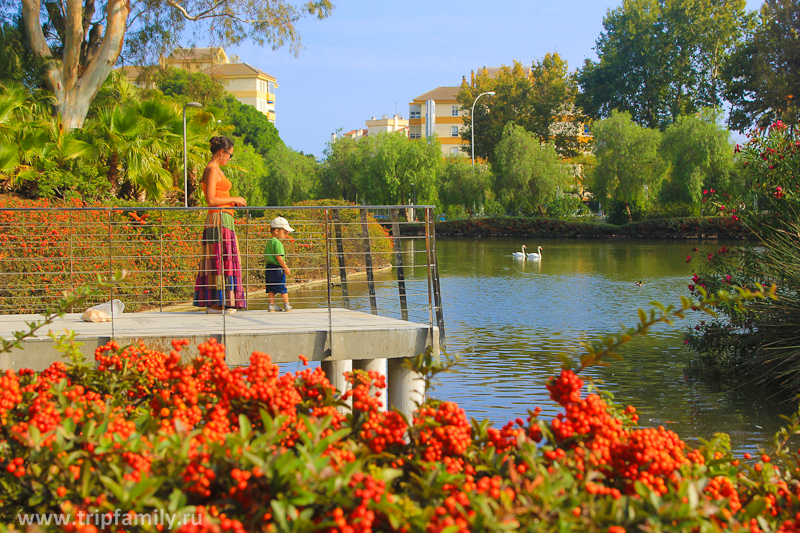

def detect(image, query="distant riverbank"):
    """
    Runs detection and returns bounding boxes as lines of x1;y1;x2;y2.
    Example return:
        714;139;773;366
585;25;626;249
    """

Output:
397;216;753;240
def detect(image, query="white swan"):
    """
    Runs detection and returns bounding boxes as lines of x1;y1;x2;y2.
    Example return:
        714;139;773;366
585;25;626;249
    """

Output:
527;246;543;260
512;245;527;258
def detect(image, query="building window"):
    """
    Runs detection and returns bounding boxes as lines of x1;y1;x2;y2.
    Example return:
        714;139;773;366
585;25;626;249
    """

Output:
451;126;459;137
410;133;421;139
451;105;459;117
451;147;459;155
410;110;421;119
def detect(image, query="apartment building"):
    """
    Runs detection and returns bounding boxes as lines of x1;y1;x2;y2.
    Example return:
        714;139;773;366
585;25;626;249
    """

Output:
203;61;277;123
366;114;409;137
119;47;278;123
408;87;468;157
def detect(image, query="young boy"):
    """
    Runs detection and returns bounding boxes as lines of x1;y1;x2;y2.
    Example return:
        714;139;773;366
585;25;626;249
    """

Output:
264;216;295;311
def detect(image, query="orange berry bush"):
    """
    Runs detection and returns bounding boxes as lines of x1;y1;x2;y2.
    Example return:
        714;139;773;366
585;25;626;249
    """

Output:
0;198;391;314
0;282;798;532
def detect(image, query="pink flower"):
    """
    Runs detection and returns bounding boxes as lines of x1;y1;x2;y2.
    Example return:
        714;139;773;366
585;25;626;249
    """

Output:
707;253;714;261
732;214;739;221
703;189;708;195
724;274;733;284
686;256;692;263
688;284;695;292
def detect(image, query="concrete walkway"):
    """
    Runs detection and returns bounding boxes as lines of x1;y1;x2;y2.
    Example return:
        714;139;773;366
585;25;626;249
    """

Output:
0;309;437;371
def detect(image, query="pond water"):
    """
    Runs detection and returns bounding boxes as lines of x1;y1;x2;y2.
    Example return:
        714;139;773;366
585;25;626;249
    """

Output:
262;236;796;455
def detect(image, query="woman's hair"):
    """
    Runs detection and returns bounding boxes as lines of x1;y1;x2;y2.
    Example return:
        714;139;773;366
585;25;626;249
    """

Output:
209;136;234;154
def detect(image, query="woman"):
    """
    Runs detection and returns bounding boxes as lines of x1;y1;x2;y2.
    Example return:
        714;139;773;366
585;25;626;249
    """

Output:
193;136;248;314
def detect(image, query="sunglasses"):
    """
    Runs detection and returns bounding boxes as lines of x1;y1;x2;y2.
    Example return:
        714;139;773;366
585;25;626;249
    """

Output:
223;149;234;160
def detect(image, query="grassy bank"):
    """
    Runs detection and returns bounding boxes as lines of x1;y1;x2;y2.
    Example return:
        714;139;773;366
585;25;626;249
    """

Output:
398;216;753;240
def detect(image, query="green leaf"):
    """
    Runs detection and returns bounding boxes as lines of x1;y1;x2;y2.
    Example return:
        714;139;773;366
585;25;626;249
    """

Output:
744;497;767;520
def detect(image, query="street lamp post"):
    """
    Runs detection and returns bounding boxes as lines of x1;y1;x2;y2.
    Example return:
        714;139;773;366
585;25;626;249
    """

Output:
471;91;495;167
183;102;202;208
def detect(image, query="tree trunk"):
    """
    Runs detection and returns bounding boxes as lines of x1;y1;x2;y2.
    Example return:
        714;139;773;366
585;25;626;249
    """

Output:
188;167;198;207
107;153;119;193
625;201;633;224
22;0;130;130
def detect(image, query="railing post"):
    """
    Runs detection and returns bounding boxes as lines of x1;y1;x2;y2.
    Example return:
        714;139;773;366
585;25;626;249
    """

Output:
69;215;74;313
332;209;350;309
244;212;249;309
219;211;227;346
325;208;332;355
430;213;445;347
423;208;434;333
323;209;351;409
108;209;114;338
390;208;408;321
359;208;377;315
159;232;164;312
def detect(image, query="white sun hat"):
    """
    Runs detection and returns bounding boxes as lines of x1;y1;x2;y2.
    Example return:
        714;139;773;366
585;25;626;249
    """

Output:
270;216;295;232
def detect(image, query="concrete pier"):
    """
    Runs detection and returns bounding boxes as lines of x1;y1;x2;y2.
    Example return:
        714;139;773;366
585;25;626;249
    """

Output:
0;309;437;419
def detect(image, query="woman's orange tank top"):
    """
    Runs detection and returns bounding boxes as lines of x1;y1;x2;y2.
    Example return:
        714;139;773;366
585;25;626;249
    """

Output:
209;171;234;215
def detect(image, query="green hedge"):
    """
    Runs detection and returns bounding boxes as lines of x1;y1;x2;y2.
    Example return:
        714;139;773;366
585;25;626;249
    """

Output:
398;217;754;240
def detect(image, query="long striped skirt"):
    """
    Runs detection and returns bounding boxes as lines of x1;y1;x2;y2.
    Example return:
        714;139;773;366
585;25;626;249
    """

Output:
193;211;247;309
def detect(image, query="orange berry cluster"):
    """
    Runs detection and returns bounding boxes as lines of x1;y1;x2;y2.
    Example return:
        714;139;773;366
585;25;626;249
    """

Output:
413;401;472;473
544;369;696;495
345;370;408;454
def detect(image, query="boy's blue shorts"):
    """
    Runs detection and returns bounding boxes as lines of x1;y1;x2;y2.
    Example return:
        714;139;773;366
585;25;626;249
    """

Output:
265;266;288;294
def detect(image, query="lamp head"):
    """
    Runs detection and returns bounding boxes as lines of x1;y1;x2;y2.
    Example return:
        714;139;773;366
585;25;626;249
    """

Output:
487;92;496;96
186;102;202;108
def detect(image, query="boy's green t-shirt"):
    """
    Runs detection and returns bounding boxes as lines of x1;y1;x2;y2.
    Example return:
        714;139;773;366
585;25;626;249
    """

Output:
264;237;285;265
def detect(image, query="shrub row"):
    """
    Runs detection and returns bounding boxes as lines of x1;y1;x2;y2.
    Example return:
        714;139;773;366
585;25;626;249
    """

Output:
0;198;392;313
397;216;753;240
0;330;799;532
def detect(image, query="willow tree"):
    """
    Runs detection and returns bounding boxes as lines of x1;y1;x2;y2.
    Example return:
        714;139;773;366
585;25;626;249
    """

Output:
9;0;332;129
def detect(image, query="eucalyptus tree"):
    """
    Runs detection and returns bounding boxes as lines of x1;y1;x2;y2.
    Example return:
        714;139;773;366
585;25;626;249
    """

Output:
7;0;333;129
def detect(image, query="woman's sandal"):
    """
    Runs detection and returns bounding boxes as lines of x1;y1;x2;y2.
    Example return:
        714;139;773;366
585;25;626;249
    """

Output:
206;307;223;314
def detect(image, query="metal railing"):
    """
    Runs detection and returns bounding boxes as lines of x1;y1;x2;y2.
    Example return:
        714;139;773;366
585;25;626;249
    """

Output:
0;204;445;344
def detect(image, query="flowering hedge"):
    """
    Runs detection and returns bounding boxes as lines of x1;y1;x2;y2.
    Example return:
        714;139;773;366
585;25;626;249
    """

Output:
2;286;800;532
401;216;753;240
0;198;391;313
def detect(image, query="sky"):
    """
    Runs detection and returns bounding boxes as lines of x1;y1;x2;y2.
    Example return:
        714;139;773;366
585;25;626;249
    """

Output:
227;0;764;159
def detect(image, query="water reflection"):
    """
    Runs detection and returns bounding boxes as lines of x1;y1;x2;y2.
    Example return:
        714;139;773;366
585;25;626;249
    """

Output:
262;236;795;454
431;237;794;454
